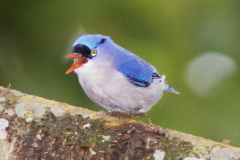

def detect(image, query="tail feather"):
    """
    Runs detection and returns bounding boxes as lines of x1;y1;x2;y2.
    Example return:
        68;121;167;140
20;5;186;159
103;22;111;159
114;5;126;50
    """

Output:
165;85;180;94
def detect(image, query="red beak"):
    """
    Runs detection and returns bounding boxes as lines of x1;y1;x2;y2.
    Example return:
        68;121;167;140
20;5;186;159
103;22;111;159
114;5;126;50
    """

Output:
65;53;88;74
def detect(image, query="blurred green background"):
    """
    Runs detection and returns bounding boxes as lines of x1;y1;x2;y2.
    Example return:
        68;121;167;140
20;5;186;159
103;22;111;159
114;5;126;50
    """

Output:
0;1;239;146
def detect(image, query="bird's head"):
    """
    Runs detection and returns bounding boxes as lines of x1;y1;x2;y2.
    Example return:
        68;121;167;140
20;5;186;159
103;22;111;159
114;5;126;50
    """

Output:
65;34;109;74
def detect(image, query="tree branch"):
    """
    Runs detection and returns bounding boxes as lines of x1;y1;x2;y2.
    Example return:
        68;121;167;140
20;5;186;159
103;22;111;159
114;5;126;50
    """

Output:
0;86;239;160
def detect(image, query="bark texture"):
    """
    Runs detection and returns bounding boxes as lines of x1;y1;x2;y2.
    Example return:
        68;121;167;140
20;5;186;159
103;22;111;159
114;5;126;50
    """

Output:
0;86;239;160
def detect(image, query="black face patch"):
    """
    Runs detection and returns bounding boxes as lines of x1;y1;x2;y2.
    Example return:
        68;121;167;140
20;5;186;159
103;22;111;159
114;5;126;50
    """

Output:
72;44;91;58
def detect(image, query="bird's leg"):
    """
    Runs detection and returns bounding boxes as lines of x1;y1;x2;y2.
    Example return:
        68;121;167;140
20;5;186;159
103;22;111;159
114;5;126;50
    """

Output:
132;113;148;118
128;107;152;124
131;113;152;125
105;111;118;117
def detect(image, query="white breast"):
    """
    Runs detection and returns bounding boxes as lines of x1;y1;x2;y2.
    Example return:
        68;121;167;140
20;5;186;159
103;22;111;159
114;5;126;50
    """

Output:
74;60;166;113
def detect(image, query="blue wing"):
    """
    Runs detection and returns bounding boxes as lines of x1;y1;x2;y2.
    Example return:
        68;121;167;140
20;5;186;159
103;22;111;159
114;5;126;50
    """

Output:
113;46;157;87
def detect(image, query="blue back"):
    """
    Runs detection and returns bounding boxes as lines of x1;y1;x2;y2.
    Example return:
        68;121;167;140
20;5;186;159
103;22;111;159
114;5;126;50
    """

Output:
110;42;157;87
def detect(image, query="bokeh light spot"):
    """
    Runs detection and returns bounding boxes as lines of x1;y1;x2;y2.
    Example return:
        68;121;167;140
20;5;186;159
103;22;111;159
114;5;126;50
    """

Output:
185;52;237;96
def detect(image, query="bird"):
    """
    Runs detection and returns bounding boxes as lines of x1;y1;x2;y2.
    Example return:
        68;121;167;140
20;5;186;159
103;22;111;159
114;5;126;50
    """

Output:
65;34;179;115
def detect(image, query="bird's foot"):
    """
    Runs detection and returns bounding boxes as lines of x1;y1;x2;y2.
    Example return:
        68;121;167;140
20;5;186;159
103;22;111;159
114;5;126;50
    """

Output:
105;111;132;118
105;111;152;124
132;113;152;125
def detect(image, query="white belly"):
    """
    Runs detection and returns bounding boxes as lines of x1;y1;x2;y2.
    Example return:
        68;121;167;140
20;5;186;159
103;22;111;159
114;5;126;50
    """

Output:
74;60;166;113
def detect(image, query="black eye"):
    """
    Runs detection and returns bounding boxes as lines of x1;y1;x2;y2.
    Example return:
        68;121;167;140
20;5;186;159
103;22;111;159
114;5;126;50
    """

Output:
90;49;97;57
152;72;160;78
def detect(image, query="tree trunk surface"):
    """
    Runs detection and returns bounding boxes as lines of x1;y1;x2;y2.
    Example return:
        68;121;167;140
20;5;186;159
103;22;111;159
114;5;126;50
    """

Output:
0;86;239;160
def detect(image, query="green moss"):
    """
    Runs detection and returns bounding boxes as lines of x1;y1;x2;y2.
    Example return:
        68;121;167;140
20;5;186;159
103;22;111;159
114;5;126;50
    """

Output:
160;137;195;159
6;111;108;159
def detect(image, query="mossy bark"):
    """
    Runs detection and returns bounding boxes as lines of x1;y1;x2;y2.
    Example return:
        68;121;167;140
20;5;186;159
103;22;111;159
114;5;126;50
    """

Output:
0;86;240;160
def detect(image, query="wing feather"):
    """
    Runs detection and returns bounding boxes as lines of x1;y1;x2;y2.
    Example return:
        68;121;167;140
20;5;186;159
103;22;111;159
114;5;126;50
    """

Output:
113;46;158;87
